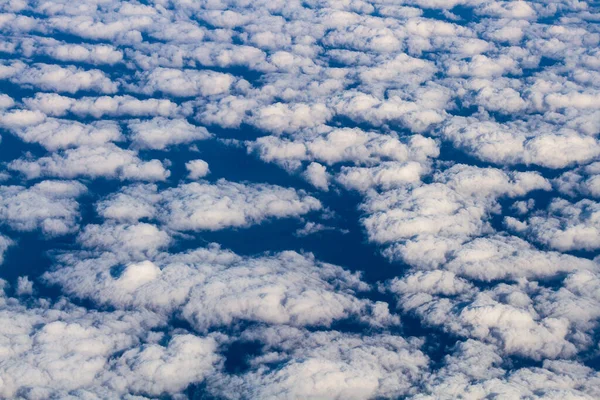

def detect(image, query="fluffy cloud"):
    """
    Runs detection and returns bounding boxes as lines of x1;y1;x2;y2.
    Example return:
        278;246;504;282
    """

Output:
554;162;600;198
362;164;551;267
127;117;212;150
2;1;600;398
1;117;123;150
439;116;600;169
45;246;396;332
9;144;170;181
513;199;600;251
0;288;222;399
416;339;600;399
23;93;181;119
303;162;330;191
248;127;439;171
154;180;322;231
209;326;429;400
0;234;13;265
6;63;118;94
186;159;210;180
132;68;236;97
0;180;85;236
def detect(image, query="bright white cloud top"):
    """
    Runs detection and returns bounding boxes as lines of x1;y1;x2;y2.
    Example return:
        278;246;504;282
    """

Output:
0;0;599;399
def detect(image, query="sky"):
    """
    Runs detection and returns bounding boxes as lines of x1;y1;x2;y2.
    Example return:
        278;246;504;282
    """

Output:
0;0;599;399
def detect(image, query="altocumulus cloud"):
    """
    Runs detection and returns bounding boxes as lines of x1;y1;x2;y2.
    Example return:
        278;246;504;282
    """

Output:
0;0;599;398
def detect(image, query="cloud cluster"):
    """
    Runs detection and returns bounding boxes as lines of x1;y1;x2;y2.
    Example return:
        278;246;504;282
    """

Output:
44;246;398;333
96;180;322;231
1;0;600;398
0;180;85;236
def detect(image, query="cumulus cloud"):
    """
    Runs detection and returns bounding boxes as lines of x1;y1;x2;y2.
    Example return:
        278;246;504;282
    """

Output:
45;246;396;332
0;288;222;399
1;117;123;150
154;180;322;231
9;144;170;181
6;63;118;94
439;116;600;169
23;93;181;119
2;0;600;398
0;234;13;265
209;326;428;400
186;159;210;179
132;68;236;97
127;117;212;150
0;180;85;236
248;127;439;171
513;198;600;251
362;164;551;267
303;162;330;191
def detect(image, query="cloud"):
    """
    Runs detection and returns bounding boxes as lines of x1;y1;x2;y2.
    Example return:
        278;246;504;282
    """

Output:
361;164;550;267
0;180;86;236
127;117;212;150
512;198;600;251
554;162;600;198
45;246;396;332
1;117;123;150
23;93;181;119
2;1;600;398
186;159;210;180
0;287;222;399
385;270;580;360
337;161;428;192
131;68;236;97
7;63;118;94
439;116;600;168
444;234;597;281
248;127;439;171
0;234;13;265
77;222;172;259
415;339;600;399
303;162;330;191
9;144;170;181
96;180;321;232
208;326;429;400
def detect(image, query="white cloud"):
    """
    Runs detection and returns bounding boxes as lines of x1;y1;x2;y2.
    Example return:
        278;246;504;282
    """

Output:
440;116;600;168
127;117;212;150
9;144;170;181
132;67;236;97
515;199;600;251
186;159;210;180
303;162;330;191
209;326;429;400
2;117;122;150
361;164;550;267
45;246;396;332
0;180;85;236
8;63;118;94
554;162;600;198
0;288;222;399
77;222;172;259
23;93;181;119
0;234;13;265
155;180;322;232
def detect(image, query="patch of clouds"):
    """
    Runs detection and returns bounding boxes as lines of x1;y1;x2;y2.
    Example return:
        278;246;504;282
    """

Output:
186;159;211;180
0;180;86;236
45;246;397;332
3;62;118;94
23;93;181;119
510;198;600;251
8;144;170;181
127;117;212;150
